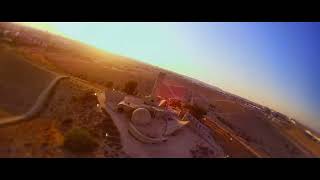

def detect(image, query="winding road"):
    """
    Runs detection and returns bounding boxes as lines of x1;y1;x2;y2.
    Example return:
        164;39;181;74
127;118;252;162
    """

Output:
0;75;69;127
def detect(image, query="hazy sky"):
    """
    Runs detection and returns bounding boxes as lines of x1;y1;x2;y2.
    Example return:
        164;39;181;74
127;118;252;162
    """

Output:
18;22;320;130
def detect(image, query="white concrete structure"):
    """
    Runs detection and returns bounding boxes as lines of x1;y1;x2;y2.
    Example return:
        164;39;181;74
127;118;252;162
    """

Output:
131;108;152;126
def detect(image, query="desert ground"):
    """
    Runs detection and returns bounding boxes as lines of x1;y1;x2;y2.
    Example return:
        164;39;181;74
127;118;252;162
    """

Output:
0;22;319;158
0;48;55;115
209;101;305;157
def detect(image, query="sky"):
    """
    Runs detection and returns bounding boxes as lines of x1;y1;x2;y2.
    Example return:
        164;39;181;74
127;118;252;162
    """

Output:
17;22;320;131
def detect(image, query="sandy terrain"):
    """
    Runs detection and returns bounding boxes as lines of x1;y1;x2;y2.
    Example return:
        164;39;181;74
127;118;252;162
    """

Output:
0;108;11;118
0;78;125;157
0;115;65;157
214;100;245;114
13;45;157;96
0;48;55;115
211;102;305;157
273;122;320;157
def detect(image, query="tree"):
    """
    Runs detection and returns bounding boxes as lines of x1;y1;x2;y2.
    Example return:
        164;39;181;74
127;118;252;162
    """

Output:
184;103;207;119
63;127;98;153
123;80;138;95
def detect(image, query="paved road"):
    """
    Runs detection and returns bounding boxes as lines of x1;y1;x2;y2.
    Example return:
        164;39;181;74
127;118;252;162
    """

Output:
269;122;315;158
0;75;69;127
202;118;269;158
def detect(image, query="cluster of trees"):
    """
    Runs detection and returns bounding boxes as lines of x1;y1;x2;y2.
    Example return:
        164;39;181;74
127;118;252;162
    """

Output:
63;127;98;153
184;103;207;119
101;79;138;96
123;80;138;95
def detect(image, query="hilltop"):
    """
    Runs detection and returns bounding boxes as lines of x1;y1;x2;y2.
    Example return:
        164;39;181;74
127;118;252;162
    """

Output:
0;22;319;158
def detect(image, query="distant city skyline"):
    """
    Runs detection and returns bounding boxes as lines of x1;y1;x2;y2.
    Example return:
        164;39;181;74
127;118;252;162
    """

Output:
17;22;320;131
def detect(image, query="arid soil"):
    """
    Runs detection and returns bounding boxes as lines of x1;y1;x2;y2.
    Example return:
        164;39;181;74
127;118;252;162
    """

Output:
0;78;124;157
0;109;11;118
210;101;306;157
0;48;55;115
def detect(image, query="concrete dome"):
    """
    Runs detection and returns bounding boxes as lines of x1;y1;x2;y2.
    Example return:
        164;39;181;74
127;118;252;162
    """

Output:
131;108;152;126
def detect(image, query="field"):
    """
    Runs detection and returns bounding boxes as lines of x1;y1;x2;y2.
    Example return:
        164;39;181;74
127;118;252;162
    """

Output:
0;78;124;157
210;100;306;157
0;47;55;115
14;45;157;96
0;109;11;118
274;122;320;157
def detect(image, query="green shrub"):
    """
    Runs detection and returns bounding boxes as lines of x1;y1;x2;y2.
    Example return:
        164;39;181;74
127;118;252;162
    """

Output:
184;103;207;119
63;127;98;153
